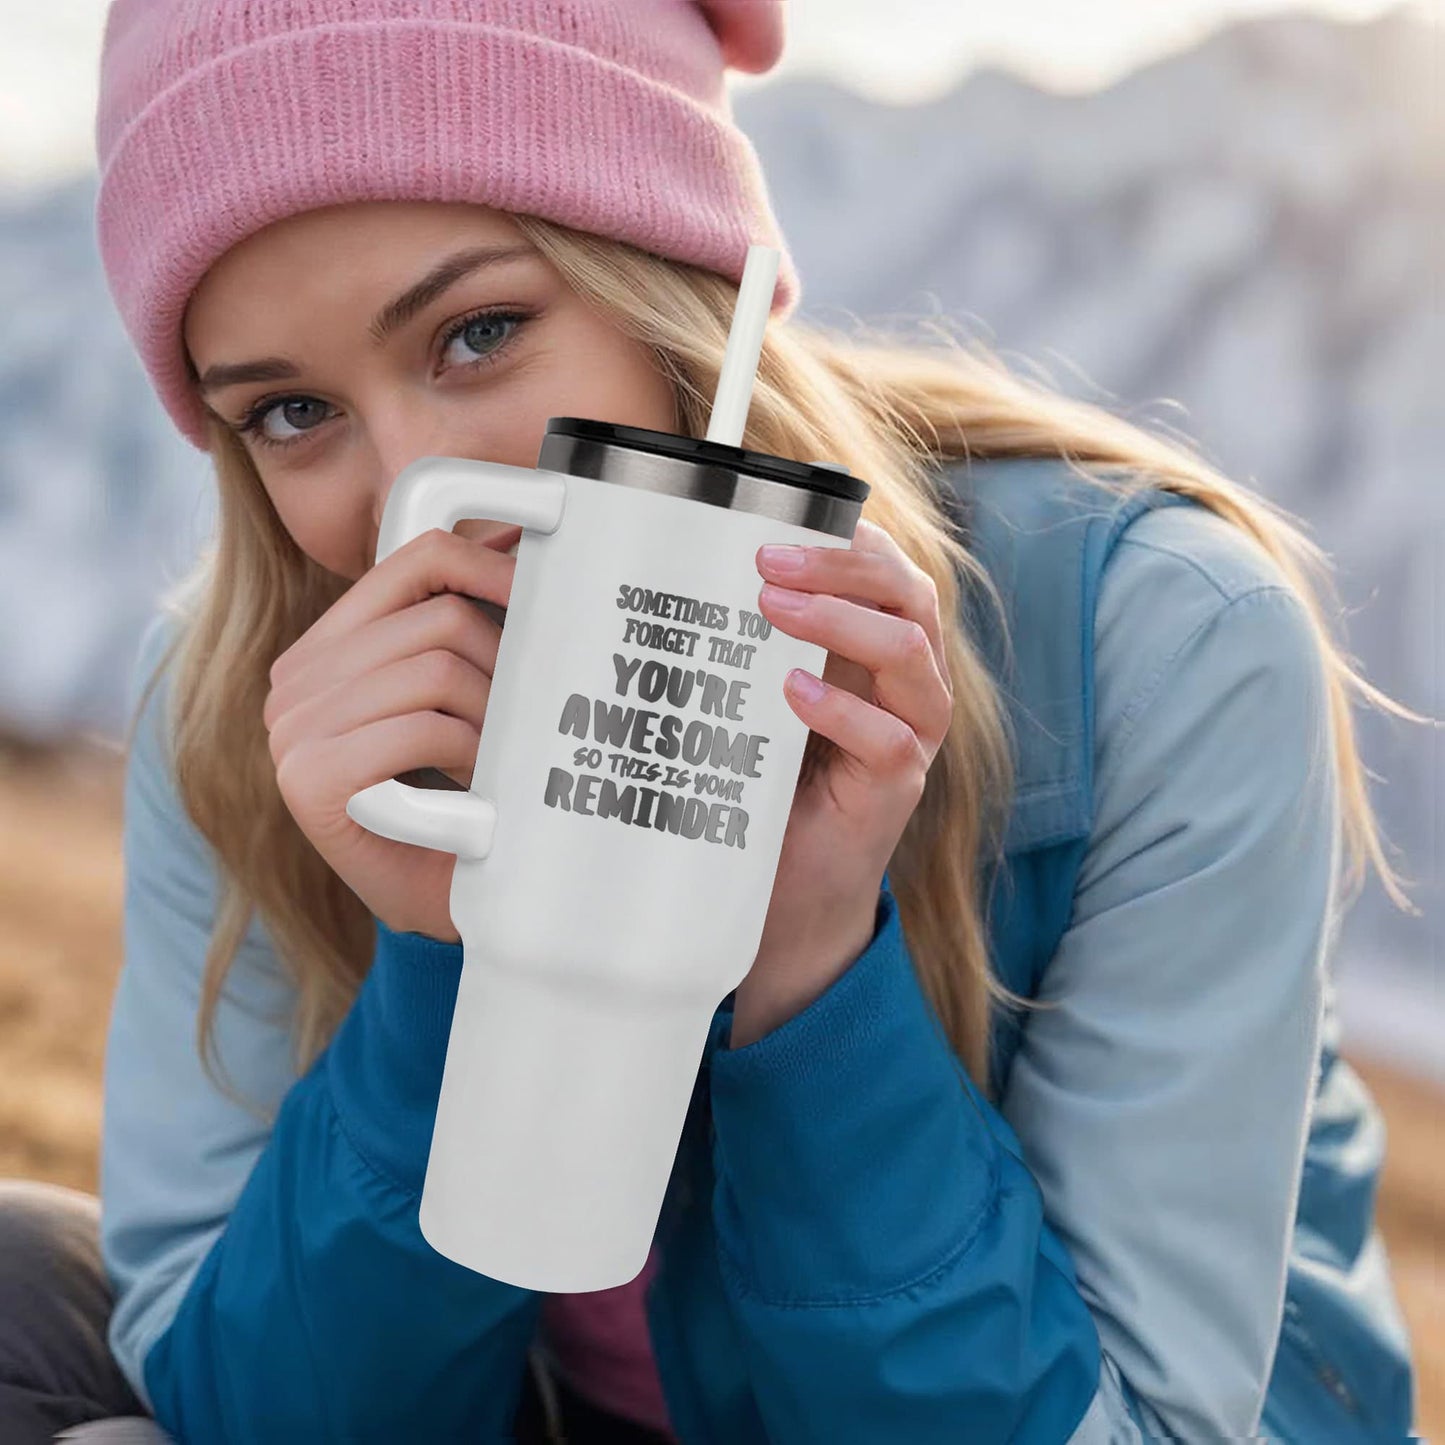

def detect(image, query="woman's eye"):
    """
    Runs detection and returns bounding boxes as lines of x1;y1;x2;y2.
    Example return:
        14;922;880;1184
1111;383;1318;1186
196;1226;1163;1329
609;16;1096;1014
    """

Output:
439;308;531;371
238;396;334;450
235;307;534;452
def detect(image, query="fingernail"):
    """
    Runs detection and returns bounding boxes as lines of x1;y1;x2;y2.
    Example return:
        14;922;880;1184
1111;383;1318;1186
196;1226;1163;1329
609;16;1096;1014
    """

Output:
761;582;808;610
788;669;825;701
759;544;806;571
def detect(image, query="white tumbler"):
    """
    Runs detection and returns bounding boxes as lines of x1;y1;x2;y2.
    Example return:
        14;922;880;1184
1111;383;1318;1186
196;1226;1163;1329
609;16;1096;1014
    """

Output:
345;418;868;1292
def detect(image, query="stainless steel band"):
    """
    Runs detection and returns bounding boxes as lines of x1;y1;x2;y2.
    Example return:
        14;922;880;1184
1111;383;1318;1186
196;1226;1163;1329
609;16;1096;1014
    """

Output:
536;433;864;539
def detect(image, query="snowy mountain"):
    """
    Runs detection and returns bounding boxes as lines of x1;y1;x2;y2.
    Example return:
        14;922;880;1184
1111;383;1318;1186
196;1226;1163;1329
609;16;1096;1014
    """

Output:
730;5;1443;1036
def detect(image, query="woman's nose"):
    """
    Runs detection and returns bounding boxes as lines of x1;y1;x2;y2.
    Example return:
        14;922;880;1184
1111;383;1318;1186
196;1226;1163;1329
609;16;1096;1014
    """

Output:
365;391;462;486
368;435;458;540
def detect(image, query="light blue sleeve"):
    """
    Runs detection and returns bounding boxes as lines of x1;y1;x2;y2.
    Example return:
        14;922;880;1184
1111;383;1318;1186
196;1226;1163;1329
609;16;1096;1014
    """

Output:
1002;504;1338;1441
101;610;542;1441
102;609;304;1408
706;502;1335;1443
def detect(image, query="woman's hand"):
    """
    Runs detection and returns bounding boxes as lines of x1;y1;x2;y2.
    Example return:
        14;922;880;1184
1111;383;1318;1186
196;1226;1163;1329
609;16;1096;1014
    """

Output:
731;517;955;1047
262;526;521;944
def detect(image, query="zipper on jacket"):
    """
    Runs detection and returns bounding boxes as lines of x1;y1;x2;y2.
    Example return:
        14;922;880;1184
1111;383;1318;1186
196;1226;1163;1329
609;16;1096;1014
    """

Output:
1280;1297;1361;1417
524;1344;567;1443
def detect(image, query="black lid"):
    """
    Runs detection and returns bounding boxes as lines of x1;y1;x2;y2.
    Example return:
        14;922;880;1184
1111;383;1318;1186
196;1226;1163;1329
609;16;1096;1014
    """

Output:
543;417;870;505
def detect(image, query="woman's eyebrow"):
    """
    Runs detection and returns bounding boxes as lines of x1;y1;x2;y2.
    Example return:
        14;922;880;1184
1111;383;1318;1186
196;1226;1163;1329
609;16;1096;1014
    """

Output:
196;242;542;396
367;243;540;343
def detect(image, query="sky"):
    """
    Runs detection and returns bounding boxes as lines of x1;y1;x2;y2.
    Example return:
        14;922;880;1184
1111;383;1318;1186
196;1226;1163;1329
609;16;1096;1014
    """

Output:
0;0;1432;192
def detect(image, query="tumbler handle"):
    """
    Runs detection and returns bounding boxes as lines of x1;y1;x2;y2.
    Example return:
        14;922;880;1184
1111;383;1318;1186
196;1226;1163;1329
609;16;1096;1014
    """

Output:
345;455;567;860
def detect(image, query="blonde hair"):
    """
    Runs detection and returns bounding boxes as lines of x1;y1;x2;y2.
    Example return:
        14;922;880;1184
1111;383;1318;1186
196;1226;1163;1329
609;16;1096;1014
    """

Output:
127;212;1428;1109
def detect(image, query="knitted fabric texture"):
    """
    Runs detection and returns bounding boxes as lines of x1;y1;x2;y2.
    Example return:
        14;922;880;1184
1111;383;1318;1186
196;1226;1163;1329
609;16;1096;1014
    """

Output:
94;0;799;451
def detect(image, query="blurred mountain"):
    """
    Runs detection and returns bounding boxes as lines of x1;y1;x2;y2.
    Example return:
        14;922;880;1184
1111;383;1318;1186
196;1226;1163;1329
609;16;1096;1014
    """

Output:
0;6;1438;1053
0;180;212;746
731;4;1442;1060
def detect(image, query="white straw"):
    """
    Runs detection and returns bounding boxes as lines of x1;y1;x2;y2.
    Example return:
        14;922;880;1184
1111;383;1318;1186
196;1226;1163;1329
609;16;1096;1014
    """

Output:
704;244;780;449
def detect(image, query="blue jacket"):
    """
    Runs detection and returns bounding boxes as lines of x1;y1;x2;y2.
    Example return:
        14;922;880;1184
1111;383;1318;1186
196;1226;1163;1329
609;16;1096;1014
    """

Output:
101;454;1417;1442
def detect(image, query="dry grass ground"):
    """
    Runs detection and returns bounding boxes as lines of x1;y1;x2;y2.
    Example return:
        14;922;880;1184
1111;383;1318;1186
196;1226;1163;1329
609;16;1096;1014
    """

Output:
1;736;1439;1433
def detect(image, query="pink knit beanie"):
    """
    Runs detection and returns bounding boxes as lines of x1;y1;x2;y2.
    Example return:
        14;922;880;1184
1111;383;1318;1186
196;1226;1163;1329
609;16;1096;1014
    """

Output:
93;0;800;452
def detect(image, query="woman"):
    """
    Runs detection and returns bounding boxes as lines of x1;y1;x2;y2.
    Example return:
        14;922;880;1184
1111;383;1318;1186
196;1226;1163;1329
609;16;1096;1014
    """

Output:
0;0;1423;1441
